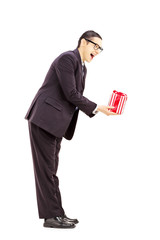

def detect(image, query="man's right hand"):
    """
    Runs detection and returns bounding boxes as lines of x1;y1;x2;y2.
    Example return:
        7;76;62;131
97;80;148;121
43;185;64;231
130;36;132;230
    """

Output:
97;105;118;116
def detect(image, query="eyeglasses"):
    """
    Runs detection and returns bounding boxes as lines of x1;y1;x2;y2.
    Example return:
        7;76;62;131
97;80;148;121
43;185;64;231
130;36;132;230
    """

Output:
84;38;103;52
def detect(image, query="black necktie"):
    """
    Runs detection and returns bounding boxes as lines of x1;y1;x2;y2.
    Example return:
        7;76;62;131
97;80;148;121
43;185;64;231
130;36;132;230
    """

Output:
82;64;85;78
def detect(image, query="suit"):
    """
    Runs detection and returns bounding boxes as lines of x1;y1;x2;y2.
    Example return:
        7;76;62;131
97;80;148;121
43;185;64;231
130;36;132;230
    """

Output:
25;48;97;219
25;48;96;140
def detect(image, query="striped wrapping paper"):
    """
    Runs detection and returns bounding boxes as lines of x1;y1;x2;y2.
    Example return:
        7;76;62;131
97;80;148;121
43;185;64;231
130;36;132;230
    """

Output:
108;90;128;114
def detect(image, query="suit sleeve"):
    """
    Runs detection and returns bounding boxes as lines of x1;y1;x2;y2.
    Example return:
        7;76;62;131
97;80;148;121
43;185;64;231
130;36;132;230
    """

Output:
55;54;97;117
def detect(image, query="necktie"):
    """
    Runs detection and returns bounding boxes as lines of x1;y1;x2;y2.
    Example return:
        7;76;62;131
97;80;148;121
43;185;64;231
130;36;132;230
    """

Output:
82;64;85;78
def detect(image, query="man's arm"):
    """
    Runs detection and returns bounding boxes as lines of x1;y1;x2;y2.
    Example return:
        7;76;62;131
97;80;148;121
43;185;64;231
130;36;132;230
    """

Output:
55;54;97;117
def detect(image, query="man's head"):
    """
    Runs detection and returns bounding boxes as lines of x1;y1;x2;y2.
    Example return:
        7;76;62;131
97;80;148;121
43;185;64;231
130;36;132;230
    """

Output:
77;30;103;63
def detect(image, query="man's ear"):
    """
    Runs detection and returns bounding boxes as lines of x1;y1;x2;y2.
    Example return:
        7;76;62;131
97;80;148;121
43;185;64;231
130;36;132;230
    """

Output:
80;38;86;47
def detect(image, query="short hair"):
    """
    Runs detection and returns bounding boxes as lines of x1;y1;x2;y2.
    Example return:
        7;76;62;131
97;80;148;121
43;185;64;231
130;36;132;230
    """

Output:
77;30;102;48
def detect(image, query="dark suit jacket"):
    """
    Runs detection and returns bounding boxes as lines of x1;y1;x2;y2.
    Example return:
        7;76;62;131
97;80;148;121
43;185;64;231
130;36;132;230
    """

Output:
25;48;97;140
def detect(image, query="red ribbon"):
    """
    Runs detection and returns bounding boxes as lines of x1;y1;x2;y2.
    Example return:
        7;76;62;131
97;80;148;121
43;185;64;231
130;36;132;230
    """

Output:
114;95;120;110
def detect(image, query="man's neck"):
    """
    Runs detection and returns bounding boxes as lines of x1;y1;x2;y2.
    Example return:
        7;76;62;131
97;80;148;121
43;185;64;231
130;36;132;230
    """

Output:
78;48;84;64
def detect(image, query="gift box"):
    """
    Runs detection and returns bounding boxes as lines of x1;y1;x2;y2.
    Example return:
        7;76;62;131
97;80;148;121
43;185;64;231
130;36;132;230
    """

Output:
108;90;127;114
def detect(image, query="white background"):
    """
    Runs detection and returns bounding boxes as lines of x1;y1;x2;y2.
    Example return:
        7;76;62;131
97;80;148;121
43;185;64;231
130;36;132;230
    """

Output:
0;0;160;239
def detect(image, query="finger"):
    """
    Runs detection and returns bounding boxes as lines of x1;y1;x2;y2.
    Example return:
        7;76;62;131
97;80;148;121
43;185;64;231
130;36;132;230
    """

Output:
107;106;115;109
109;111;118;115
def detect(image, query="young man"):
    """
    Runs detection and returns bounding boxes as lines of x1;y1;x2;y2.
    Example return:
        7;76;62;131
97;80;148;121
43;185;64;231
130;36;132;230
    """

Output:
25;30;116;229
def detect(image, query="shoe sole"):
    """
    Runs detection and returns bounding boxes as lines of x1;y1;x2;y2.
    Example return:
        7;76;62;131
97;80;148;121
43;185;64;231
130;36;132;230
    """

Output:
43;223;76;229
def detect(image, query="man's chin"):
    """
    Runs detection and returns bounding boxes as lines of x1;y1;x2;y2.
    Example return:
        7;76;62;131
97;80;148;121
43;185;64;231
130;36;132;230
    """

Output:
85;59;92;63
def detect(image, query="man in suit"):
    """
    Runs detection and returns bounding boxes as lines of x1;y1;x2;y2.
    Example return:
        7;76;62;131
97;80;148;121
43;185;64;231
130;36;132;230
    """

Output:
25;30;116;229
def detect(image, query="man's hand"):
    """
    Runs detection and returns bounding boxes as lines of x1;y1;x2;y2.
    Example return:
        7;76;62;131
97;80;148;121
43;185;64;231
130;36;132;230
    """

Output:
97;105;118;116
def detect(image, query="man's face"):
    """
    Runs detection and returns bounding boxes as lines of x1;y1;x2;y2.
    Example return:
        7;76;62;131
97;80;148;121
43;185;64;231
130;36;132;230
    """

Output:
83;37;103;63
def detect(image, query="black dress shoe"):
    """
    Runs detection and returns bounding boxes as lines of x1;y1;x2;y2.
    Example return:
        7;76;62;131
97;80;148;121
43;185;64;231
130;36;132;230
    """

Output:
61;214;79;224
43;217;76;229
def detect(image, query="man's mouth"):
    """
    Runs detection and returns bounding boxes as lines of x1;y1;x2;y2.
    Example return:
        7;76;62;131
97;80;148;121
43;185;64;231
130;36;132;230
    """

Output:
90;53;95;59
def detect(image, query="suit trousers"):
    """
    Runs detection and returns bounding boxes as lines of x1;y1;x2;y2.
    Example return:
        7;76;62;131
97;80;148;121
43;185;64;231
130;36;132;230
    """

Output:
28;122;65;219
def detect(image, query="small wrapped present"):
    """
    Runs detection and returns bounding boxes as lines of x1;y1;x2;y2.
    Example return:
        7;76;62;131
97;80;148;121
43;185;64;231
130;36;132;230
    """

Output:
108;90;128;114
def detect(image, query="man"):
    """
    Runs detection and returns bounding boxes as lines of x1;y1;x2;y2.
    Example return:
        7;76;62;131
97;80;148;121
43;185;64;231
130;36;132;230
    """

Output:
25;30;116;229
